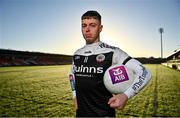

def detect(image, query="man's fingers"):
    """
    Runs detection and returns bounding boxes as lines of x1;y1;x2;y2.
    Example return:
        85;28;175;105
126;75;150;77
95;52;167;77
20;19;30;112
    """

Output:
108;96;120;108
109;101;118;108
108;94;128;109
108;96;116;104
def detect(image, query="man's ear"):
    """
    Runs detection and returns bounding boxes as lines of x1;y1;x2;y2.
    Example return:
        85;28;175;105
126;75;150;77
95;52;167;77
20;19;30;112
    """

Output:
100;25;103;32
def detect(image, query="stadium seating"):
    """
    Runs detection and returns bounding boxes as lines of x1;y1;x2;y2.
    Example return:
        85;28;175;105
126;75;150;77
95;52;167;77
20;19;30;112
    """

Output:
0;49;72;66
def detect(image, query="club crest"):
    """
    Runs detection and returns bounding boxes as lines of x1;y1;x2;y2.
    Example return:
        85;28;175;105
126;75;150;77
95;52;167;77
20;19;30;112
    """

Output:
96;54;105;63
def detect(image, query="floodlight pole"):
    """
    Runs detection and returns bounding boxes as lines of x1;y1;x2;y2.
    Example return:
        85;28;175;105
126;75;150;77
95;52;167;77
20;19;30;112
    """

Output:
159;28;164;59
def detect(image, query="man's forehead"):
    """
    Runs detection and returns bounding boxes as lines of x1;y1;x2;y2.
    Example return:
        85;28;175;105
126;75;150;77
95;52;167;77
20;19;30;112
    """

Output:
82;18;100;24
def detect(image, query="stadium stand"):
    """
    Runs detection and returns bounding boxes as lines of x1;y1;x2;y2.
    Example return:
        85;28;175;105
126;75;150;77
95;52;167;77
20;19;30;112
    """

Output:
162;49;180;70
135;57;166;64
0;49;168;67
0;49;72;66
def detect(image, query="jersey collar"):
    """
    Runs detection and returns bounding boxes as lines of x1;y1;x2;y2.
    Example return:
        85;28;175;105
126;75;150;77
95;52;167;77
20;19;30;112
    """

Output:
86;41;103;47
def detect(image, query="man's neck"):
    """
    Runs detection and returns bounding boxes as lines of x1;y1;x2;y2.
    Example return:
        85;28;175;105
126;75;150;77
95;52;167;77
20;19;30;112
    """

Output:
86;38;100;45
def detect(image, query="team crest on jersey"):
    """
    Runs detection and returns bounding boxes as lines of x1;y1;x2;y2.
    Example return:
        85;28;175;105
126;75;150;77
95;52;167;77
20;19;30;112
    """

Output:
96;54;105;63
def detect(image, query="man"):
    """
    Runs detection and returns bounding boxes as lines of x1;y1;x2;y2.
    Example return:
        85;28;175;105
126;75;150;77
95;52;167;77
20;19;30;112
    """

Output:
69;10;151;117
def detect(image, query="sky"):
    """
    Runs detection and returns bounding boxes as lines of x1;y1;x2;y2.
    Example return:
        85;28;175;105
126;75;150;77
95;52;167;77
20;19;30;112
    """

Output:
0;0;180;58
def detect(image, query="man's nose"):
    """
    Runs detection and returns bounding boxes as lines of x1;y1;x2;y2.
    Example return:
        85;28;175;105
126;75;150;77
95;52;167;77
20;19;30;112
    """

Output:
86;26;90;32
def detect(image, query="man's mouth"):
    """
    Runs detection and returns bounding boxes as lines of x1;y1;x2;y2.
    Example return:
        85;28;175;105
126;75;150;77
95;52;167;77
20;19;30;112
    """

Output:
85;34;92;38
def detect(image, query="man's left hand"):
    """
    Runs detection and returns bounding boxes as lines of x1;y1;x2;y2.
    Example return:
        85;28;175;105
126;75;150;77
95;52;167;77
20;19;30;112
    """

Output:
108;93;128;110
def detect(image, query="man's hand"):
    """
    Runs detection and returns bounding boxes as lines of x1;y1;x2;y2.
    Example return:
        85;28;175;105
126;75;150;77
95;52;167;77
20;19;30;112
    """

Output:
108;93;128;110
73;97;78;110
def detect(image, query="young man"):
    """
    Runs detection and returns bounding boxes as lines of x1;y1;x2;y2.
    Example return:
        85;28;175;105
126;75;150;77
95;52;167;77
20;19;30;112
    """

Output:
69;10;151;117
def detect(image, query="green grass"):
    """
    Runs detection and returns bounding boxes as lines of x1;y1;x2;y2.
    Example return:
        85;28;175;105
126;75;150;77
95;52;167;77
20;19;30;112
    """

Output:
0;65;74;117
116;65;180;117
0;65;180;117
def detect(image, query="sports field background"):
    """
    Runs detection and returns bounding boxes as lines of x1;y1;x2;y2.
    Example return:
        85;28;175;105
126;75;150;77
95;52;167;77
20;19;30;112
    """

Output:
0;65;180;117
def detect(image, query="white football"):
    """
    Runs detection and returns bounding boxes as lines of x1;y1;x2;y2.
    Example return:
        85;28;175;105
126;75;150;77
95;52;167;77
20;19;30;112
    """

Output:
103;64;136;94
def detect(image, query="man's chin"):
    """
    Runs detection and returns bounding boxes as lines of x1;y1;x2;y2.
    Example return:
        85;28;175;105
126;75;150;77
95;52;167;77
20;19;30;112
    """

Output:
85;38;99;44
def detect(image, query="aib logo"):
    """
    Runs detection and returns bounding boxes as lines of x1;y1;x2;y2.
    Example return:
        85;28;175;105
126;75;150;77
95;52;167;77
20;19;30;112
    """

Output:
109;66;129;84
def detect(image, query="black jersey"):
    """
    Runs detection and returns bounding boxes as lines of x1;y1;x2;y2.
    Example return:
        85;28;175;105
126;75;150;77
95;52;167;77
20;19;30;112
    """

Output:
69;41;152;117
70;41;129;117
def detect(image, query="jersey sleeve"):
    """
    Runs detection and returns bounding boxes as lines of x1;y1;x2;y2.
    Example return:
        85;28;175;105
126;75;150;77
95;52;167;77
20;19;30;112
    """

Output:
69;61;76;98
112;47;129;65
123;59;152;99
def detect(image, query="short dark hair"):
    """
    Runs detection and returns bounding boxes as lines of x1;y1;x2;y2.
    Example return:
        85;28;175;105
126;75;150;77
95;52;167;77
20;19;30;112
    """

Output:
81;10;101;22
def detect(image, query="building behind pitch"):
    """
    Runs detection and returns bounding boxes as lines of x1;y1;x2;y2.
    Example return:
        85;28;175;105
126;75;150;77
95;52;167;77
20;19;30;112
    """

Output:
162;49;180;70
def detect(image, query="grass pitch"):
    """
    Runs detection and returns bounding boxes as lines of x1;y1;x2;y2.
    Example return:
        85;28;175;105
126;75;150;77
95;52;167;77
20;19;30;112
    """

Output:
0;65;180;117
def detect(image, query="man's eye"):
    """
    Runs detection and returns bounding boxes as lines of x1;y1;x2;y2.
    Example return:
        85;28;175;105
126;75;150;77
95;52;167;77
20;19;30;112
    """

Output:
82;24;86;27
90;24;96;27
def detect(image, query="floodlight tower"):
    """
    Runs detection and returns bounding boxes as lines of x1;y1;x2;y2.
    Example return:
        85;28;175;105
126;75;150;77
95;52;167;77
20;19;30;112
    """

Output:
159;28;164;59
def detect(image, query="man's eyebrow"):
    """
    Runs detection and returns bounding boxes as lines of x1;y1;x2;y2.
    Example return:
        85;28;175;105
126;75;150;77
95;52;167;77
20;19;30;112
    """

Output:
89;23;97;25
82;23;86;25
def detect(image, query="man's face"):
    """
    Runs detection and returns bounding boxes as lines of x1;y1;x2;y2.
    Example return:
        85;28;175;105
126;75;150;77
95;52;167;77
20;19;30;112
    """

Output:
81;18;103;44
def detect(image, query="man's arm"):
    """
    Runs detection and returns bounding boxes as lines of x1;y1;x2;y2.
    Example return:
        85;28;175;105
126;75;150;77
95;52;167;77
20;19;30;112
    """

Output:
69;63;77;110
123;58;152;99
108;58;152;109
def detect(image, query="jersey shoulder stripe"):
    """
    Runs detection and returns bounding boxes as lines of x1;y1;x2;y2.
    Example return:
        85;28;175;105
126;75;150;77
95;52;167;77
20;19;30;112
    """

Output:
98;42;117;50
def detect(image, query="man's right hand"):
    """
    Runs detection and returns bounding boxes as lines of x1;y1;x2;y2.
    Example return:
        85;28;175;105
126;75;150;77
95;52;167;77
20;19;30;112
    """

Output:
73;97;78;110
